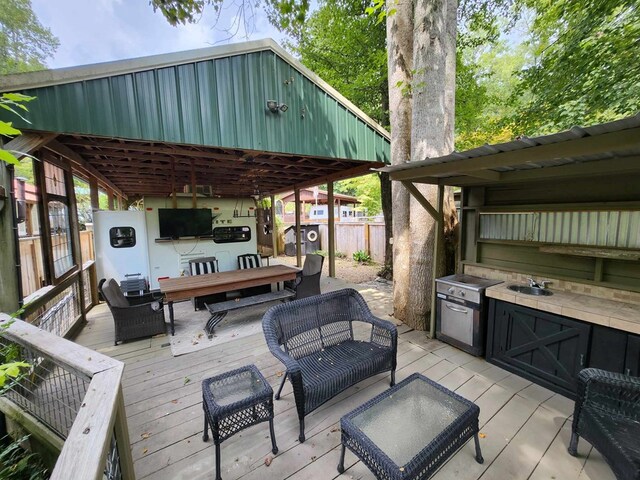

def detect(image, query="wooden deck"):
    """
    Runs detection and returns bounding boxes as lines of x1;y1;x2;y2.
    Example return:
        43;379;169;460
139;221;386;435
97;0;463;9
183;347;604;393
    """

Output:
76;283;616;480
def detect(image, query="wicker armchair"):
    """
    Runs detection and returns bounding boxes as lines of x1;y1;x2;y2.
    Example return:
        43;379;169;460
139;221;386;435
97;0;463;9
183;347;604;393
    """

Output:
262;288;397;442
284;253;324;299
101;279;166;345
568;368;640;480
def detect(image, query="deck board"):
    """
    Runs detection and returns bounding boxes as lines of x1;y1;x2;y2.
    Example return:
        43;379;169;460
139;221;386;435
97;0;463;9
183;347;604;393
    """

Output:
74;286;614;480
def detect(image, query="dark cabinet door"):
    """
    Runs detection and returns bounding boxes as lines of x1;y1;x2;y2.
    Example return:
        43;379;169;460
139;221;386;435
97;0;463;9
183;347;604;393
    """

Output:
625;335;640;377
489;300;590;397
589;325;627;373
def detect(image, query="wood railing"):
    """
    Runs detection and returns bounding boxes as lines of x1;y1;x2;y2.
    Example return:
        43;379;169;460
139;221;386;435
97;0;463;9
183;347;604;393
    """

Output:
22;260;98;339
0;316;134;480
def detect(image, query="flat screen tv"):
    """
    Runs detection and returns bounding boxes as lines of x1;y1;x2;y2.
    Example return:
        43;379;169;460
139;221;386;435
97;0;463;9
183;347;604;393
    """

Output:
158;208;212;239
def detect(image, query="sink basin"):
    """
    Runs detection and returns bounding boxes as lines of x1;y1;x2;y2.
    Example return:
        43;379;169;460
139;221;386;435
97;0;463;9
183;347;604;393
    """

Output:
507;285;553;296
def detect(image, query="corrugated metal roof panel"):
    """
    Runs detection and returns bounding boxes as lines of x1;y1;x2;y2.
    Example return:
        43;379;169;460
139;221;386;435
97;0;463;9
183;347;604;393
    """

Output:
0;41;389;164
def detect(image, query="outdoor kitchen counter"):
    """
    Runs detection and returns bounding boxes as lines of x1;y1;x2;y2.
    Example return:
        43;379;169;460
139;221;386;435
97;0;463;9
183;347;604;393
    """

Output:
485;283;640;335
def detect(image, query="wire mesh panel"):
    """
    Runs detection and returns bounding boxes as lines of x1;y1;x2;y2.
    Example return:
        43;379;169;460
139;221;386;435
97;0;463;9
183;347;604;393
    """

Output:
0;337;89;438
83;266;92;308
24;282;81;337
104;429;123;480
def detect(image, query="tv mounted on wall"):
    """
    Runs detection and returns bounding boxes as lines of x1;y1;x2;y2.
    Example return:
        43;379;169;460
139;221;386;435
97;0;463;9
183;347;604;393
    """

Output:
158;208;212;239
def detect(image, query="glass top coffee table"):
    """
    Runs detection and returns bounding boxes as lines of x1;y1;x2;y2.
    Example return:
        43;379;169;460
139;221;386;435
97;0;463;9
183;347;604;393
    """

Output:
338;372;483;480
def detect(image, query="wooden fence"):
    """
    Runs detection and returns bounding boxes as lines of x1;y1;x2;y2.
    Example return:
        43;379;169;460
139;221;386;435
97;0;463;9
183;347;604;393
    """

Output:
317;222;386;263
20;230;94;298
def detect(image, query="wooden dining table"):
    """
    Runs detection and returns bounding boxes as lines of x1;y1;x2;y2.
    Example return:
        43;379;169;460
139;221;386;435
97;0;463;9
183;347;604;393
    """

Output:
159;264;300;335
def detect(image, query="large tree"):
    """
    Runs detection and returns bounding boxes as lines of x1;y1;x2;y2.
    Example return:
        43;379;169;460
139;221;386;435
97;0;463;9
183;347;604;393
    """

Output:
514;0;639;133
0;0;58;74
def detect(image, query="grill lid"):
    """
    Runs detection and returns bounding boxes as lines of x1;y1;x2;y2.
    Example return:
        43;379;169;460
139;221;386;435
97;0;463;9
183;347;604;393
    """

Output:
436;274;502;292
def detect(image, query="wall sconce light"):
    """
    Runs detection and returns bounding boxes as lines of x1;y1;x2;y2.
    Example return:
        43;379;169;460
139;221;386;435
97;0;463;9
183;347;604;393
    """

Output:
266;100;288;113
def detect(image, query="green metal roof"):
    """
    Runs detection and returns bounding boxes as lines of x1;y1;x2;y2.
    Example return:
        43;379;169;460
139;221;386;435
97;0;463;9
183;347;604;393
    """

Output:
0;39;389;164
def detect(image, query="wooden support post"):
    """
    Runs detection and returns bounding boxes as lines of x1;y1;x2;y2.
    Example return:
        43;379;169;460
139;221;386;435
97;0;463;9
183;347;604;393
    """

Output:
328;183;336;278
429;185;444;339
114;386;135;480
107;190;114;211
365;223;371;254
64;159;87;322
190;160;197;208
171;159;177;209
294;188;302;267
270;195;278;257
89;177;99;211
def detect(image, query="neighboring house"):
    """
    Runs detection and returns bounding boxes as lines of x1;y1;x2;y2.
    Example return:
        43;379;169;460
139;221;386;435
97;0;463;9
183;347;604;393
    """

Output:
278;188;361;223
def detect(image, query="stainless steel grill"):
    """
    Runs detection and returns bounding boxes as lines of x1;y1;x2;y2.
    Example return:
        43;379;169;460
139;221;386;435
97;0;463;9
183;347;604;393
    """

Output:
435;274;502;356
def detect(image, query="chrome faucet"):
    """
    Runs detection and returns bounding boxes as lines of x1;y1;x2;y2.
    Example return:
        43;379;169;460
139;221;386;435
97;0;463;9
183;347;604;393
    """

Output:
527;277;552;289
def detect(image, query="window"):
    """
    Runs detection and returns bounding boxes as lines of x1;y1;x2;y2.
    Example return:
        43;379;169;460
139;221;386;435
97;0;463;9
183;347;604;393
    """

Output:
109;227;136;248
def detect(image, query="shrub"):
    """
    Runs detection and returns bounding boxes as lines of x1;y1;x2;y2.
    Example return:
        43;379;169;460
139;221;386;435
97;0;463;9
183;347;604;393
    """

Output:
0;435;48;480
353;250;372;264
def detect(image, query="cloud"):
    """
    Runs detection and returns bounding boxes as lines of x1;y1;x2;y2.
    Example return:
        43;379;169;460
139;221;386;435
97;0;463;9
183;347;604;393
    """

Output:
31;0;290;69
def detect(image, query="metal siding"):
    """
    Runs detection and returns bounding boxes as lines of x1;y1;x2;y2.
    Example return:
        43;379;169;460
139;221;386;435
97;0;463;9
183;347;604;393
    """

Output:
195;61;220;146
156;67;182;142
134;70;162;140
480;210;640;248
111;75;141;139
1;49;389;162
176;64;203;145
215;57;238;148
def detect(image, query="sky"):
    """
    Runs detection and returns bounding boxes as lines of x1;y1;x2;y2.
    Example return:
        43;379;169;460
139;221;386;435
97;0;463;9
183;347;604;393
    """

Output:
32;0;290;69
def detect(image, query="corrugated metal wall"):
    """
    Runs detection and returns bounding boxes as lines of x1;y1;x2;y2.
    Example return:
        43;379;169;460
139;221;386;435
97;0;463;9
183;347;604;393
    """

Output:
479;211;640;249
10;51;389;163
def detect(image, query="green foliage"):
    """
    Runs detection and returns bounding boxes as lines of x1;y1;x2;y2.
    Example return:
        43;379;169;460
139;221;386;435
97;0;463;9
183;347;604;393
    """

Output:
0;93;36;165
289;0;388;127
312;250;327;257
335;174;382;216
0;435;48;480
0;0;59;75
352;250;371;264
335;251;346;259
514;0;640;133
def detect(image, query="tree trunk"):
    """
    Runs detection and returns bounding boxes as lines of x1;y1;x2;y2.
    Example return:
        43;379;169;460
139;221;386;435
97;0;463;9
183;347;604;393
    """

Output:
379;172;393;279
405;0;455;330
387;0;414;324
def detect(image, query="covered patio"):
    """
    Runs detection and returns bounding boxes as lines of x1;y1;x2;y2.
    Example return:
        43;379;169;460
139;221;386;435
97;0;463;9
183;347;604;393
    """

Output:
75;273;613;480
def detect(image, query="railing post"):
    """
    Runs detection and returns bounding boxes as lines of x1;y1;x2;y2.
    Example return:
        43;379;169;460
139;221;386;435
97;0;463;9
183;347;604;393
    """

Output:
115;386;135;480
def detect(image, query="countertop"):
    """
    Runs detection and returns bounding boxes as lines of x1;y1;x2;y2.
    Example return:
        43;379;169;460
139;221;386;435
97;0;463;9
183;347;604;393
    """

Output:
485;283;640;335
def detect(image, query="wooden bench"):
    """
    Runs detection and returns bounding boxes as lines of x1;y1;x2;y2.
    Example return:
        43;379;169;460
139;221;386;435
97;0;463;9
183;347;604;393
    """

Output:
204;289;295;337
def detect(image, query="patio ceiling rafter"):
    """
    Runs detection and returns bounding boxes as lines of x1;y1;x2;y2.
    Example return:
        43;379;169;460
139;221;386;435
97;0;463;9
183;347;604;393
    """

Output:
40;133;382;200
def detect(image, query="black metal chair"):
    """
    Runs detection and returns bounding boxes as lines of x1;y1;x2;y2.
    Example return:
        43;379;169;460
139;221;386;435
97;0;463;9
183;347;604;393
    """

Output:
188;256;226;310
262;288;397;442
237;253;271;297
284;253;324;299
568;368;640;480
101;279;166;345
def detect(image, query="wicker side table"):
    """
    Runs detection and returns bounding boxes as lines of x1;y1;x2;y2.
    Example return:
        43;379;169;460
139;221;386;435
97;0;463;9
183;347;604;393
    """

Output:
202;365;278;480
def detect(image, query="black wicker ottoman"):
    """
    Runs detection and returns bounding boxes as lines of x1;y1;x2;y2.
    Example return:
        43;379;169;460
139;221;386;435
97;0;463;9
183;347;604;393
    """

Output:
202;365;278;480
338;372;483;480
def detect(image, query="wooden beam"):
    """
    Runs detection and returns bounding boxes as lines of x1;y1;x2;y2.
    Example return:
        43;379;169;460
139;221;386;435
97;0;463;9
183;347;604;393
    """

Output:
270;195;278;257
170;158;177;209
1;132;57;155
273;163;382;195
45;140;126;198
429;185;444;339
190;159;197;208
89;177;99;210
295;188;302;267
387;127;640;182
328;182;335;278
402;181;438;219
107;190;114;211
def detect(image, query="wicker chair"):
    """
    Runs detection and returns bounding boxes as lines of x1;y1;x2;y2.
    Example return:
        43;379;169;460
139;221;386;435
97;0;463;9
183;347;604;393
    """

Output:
568;368;640;480
101;279;166;345
262;288;397;442
284;253;324;299
237;253;271;297
189;256;226;310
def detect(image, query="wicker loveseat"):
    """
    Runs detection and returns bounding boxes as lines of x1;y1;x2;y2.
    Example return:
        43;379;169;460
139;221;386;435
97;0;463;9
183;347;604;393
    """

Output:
568;368;640;480
262;288;397;442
